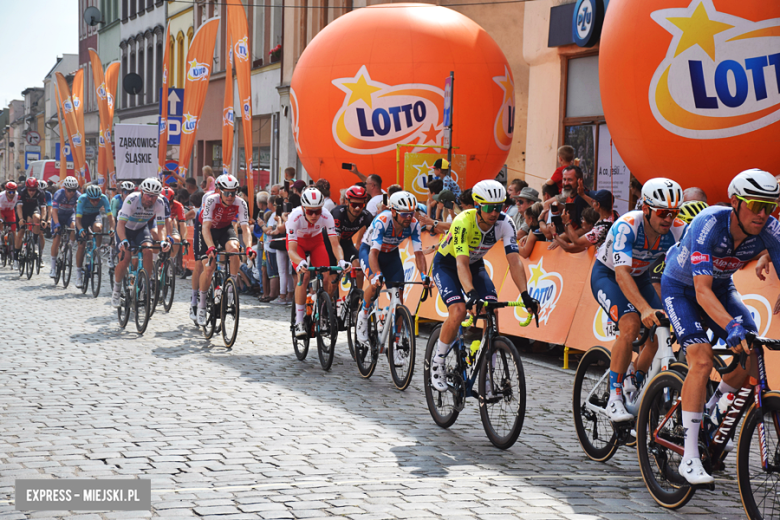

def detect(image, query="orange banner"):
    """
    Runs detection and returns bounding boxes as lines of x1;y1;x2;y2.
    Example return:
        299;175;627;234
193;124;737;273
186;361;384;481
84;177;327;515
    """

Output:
226;0;253;195
55;72;86;186
106;62;119;121
55;88;68;183
88;49;116;193
222;43;234;175
72;69;87;181
159;22;172;175
176;17;220;183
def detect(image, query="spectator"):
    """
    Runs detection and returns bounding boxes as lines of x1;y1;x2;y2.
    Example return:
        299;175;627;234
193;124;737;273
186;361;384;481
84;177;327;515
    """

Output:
505;178;529;218
387;184;402;196
458;189;475;210
554;190;616;253
541;183;559;201
518;202;546;258
580;207;599;234
185;177;201;197
365;174;385;216
683;187;707;203
284;167;296;184
202;166;215;193
630;177;643;210
560;165;593;233
289;180;306;209
514;187;541;238
315;178;336;211
433;190;457;222
430;158;461;197
427;178;444;219
543;145;575;192
262;195;287;304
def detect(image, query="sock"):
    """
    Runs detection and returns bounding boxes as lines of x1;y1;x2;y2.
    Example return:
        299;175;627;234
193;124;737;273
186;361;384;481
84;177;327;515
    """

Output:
435;338;453;359
608;370;624;403
51;255;56;263
635;370;645;387
191;289;198;307
359;302;369;320
706;381;739;415
682;411;703;461
199;290;208;309
296;304;305;324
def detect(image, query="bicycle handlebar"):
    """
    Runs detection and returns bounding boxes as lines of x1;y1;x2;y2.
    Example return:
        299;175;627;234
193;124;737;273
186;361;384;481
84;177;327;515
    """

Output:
461;300;533;328
632;312;670;347
716;333;780;375
296;265;344;286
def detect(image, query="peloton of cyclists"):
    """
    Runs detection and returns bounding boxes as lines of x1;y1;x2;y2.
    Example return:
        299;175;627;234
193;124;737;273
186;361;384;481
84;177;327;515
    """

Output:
49;176;81;278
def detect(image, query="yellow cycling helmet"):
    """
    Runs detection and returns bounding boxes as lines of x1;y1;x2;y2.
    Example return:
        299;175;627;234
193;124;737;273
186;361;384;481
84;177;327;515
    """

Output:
677;200;708;224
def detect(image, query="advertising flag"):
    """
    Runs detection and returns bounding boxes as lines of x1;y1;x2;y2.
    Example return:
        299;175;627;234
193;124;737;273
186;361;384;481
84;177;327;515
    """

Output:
176;17;220;183
72;69;87;180
55;88;68;182
106;61;120;121
55;72;86;185
159;22;171;175
88;49;116;192
222;44;234;175
226;0;254;195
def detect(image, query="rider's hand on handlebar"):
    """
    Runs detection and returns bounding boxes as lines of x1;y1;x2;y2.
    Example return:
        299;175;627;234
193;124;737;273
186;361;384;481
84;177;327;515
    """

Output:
421;273;431;288
640;307;663;328
370;273;382;287
78;228;87;239
206;246;217;259
120;239;130;251
726;318;749;353
160;240;171;253
338;259;351;272
465;289;481;312
297;259;308;273
247;248;257;260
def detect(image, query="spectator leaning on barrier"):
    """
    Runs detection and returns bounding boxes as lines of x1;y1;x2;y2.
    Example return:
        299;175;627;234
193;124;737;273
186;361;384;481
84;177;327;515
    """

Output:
541;182;559;201
518;202;546;258
433;189;457;223
505;178;529;219
426;177;444;219
514;187;541;239
553;189;616;253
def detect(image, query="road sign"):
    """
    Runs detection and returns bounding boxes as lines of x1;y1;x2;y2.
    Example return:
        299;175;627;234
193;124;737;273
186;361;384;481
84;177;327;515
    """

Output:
26;131;41;146
159;88;184;117
159;116;182;146
25;151;40;170
442;76;453;128
85;145;96;160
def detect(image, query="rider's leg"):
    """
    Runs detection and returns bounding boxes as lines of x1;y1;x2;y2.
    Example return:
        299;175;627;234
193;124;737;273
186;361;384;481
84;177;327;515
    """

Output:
681;341;713;462
93;222;103;247
610;313;641;403
294;271;311;324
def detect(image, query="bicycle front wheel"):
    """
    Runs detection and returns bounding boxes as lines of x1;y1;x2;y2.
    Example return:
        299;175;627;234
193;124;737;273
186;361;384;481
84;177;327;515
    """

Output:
388;305;415;391
423;324;460;429
117;277;130;328
91;258;102;298
35;239;41;275
316;293;338;371
221;277;240;348
162;259;175;312
355;312;378;379
25;241;34;279
149;260;160;318
572;346;618;462
203;283;217;340
636;370;694;509
345;289;363;361
738;391;780;520
62;244;73;288
134;269;151;334
291;303;309;360
478;336;526;449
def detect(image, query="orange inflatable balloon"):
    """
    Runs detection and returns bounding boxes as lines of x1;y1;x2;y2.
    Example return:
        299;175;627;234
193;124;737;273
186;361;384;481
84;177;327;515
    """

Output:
600;0;780;204
290;3;515;194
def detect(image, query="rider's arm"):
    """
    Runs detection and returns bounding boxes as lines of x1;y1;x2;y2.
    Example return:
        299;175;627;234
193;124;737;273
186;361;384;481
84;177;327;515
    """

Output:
329;235;344;263
414;251;427;277
75;216;83;233
107;214;115;230
116;219;127;242
354;226;367;247
506;252;529;293
368;247;382;276
455;254;475;293
287;240;304;266
202;221;215;249
52;207;59;226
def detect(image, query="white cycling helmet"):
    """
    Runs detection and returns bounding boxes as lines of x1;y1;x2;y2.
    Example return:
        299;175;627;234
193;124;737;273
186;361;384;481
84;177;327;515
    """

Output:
472;180;506;205
728;168;779;200
641;178;683;209
300;187;325;208
216;174;240;191
389;191;417;212
38;179;47;189
139;177;163;196
62;176;79;190
120;181;136;191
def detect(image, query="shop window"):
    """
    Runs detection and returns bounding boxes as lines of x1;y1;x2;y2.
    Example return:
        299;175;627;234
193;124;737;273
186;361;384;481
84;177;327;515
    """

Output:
212;143;222;170
566;55;603;118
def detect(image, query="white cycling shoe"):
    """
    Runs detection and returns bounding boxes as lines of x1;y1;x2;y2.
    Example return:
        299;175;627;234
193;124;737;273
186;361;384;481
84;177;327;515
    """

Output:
111;290;121;308
679;458;714;485
356;315;369;344
294;322;308;338
393;348;404;367
197;307;207;326
189;306;198;323
606;400;634;423
75;269;84;288
49;262;57;278
430;355;448;392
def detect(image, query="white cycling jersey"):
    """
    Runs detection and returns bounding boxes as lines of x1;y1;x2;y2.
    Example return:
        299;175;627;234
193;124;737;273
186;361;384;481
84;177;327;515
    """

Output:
285;206;337;242
117;192;166;231
0;191;18;211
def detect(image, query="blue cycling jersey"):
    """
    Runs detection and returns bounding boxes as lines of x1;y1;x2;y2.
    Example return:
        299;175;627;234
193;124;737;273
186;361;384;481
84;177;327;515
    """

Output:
361;210;422;253
664;206;780;289
52;189;80;212
44;191;52;207
75;193;111;218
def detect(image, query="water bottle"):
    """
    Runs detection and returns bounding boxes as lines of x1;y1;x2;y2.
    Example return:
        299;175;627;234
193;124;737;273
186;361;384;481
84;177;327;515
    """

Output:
214;285;222;304
306;294;314;316
709;392;735;439
378;308;387;334
336;296;346;321
467;340;480;366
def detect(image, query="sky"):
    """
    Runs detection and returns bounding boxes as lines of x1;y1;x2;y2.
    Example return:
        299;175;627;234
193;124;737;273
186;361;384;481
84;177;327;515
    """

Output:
0;0;79;108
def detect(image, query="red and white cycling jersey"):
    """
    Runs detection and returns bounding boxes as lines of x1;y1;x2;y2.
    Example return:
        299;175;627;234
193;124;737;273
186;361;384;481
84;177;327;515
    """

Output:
0;191;18;211
199;193;249;229
285;206;337;243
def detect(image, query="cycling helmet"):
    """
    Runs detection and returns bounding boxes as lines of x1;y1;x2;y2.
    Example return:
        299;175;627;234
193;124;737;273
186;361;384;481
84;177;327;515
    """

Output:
5;181;17;191
25;177;38;189
161;187;175;202
38;179;47;189
120;181;136;191
641;178;683;209
472;180;506;205
300;187;325;208
728;168;779;200
677;200;709;224
85;185;102;199
389;191;417;212
62;176;79;190
215;174;240;191
139;177;163;196
345;185;367;200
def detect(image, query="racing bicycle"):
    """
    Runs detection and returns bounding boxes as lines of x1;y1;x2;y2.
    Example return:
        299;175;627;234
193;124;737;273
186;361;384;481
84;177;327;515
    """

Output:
18;222;39;280
77;230;113;297
202;246;245;348
117;243;160;334
291;265;343;371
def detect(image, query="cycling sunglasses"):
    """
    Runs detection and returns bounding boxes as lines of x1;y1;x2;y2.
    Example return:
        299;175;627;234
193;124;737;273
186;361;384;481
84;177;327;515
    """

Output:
305;208;322;216
395;211;414;218
349;201;366;209
650;207;680;219
65;188;76;193
221;191;237;197
479;203;502;213
736;195;778;215
6;190;16;195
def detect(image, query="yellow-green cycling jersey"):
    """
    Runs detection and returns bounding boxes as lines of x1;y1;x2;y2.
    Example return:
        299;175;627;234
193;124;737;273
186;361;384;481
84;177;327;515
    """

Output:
436;209;519;265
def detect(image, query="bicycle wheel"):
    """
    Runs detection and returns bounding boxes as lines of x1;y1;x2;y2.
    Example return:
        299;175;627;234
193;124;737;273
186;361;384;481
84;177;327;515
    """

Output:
53;252;61;285
291;303;309;360
220;277;240;348
108;266;115;292
316;292;338;371
25;240;34;280
388;305;416;391
0;240;6;268
572;346;618;462
62;243;73;288
203;283;217;340
162;259;175;312
134;269;151;334
35;239;41;275
738;391;780;520
91;257;102;297
478;336;526;450
636;370;695;509
345;289;363;361
423;324;460;428
81;255;91;294
355;310;378;378
149;260;160;318
117;277;130;329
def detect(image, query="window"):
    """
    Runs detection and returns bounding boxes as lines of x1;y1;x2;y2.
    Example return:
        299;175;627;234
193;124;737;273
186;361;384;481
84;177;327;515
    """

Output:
138;0;144;11
176;32;185;88
252;0;283;68
122;0;127;20
169;37;175;87
130;0;136;17
156;43;163;99
121;54;127;108
146;43;154;105
212;143;222;169
129;51;136;107
138;48;144;105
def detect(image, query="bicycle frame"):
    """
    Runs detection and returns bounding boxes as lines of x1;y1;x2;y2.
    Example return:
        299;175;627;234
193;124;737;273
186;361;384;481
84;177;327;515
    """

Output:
368;284;404;353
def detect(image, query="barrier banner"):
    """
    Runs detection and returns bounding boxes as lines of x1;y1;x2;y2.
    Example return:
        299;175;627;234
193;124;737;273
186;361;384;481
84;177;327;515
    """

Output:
176;17;220;182
54;72;86;186
226;0;254;195
222;43;234;175
565;256;616;353
403;153;466;200
158;22;172;175
88;49;116;192
72;69;87;181
55;88;68;183
115;124;158;180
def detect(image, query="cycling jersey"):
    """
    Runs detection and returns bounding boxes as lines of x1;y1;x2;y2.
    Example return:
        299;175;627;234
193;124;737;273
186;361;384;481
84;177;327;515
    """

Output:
44;191;52;208
0;191;18;212
362;210;422;253
75;193;111;218
110;194;123;218
437;209;518;265
331;205;372;242
199;192;248;229
285;206;337;242
52;189;81;213
117;192;166;231
0;191;18;230
596;210;686;276
16;187;46;216
170;199;185;221
664;206;780;290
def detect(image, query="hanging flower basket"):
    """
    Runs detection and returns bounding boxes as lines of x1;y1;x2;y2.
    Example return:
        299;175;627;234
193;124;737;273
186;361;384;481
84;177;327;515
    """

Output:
269;44;282;63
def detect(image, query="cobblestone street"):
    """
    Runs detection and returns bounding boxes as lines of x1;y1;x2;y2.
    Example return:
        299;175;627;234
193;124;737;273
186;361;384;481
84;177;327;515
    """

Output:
0;267;749;519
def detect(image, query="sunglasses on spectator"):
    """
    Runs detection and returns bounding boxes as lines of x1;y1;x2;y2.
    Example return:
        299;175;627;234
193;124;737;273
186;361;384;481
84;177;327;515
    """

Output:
479;203;502;213
736;196;778;215
649;207;680;219
305;208;322;216
221;191;237;197
395;211;414;218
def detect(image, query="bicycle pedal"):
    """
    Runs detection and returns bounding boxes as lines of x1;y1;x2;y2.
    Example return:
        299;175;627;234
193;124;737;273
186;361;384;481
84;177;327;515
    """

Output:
691;483;715;491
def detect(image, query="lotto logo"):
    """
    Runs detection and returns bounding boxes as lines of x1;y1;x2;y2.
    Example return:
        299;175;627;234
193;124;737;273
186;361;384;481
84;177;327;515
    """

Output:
690;252;709;264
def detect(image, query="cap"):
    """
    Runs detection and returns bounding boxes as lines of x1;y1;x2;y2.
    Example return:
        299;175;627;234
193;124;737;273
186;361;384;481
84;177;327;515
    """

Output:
592;190;613;207
433;190;457;204
517;187;540;203
292;180;306;192
431;158;450;170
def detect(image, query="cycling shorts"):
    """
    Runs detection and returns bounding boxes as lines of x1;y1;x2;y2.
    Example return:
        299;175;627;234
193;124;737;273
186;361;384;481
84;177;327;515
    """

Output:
197;225;237;260
288;232;331;271
661;274;756;353
0;209;17;232
118;226;153;249
591;260;661;323
432;252;496;308
20;206;41;221
359;242;404;285
80;213;100;230
341;239;359;263
56;211;75;228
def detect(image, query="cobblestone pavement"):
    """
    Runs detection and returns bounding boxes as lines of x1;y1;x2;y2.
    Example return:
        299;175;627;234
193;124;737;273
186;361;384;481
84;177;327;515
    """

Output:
0;265;750;519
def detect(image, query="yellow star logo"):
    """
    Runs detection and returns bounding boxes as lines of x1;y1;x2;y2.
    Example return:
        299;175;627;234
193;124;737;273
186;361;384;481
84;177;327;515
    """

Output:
527;260;546;286
667;2;732;61
340;73;383;108
189;59;199;70
493;67;515;105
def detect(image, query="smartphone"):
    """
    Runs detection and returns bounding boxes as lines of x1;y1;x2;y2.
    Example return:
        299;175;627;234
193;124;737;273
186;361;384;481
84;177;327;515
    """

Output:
382;193;388;206
551;202;559;213
565;202;576;215
341;162;353;170
284;202;292;213
283;180;290;191
276;205;282;217
551;215;565;235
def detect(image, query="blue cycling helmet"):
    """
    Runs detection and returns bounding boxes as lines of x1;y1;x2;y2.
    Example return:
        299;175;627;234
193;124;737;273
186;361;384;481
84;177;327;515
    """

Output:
85;185;102;199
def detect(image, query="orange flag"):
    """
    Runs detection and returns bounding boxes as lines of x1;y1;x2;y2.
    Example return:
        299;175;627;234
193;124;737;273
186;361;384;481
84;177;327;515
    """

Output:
176;17;220;183
222;43;234;175
55;72;86;186
226;0;254;195
106;62;120;121
72;69;87;182
55;88;68;183
159;22;172;175
88;49;116;193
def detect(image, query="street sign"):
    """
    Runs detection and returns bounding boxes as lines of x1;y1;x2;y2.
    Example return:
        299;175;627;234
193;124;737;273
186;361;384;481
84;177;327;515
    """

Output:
85;145;96;160
442;76;453;128
159;116;182;146
25;151;40;170
25;145;41;153
159;88;184;117
26;131;41;146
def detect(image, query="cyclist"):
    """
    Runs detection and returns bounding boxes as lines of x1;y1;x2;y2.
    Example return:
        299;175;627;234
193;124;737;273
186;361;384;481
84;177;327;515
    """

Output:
74;185;114;289
590;178;685;423
662;168;780;485
49;176;81;278
196;174;255;326
161;186;186;260
331;185;373;289
428;180;538;391
111;178;170;307
286;186;350;338
111;181;136;221
355;191;428;347
0;182;19;263
14;177;46;271
39;179;52;255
